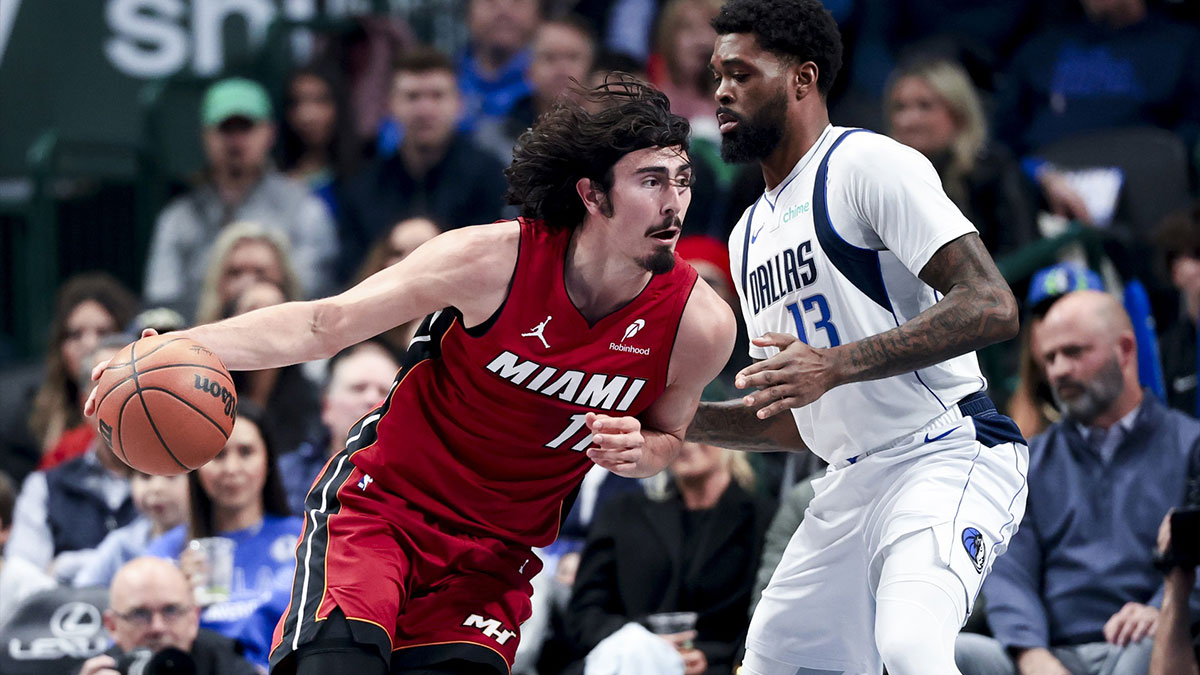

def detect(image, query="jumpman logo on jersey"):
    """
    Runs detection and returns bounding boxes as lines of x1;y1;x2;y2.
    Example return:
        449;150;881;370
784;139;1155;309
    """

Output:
522;315;552;349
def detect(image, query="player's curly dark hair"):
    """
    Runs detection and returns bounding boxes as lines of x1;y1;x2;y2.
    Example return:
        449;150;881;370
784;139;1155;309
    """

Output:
505;75;690;231
711;0;843;97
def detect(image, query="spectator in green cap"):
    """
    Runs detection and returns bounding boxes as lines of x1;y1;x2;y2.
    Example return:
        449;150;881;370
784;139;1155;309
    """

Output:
201;77;273;126
143;77;339;322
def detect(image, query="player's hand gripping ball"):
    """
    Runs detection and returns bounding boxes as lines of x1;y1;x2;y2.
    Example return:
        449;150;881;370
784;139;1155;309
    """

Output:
91;334;237;475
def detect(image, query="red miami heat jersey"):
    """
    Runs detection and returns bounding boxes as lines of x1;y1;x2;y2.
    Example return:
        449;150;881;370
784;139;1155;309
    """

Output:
346;219;699;548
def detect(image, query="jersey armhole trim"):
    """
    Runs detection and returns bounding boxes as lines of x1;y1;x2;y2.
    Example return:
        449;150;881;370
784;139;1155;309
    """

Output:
739;199;766;361
461;219;525;338
817;129;883;255
739;198;762;294
813;129;894;313
662;271;701;389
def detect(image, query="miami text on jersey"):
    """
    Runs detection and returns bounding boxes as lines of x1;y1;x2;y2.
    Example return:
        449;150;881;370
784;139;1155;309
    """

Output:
485;351;647;412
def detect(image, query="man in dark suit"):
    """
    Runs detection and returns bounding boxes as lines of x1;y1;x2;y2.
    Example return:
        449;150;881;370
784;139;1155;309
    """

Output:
563;442;775;675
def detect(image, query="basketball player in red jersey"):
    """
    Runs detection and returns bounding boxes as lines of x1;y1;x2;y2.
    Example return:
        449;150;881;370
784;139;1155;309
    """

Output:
86;79;735;675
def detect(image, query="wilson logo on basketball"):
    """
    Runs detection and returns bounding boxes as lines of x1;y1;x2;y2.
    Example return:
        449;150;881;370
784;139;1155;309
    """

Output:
98;419;114;450
193;375;237;419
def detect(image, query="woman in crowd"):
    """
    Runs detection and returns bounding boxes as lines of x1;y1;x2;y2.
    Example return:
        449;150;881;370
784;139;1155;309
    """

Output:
145;402;301;669
193;221;302;326
194;223;319;453
884;57;1039;402
277;64;361;222
647;0;722;124
6;336;139;584
26;273;139;472
884;57;1037;259
561;443;773;675
231;280;321;455
645;0;730;237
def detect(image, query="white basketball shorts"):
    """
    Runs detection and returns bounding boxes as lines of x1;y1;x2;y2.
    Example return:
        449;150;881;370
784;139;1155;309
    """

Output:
742;393;1029;675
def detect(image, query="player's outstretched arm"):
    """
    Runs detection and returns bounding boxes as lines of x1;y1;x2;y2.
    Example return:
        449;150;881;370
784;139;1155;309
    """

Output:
180;222;517;370
157;224;519;370
85;223;519;417
586;280;736;477
737;233;1017;419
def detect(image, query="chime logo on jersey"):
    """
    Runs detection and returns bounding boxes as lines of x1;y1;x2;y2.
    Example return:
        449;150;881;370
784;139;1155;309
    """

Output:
961;527;986;573
485;351;647;411
782;201;811;223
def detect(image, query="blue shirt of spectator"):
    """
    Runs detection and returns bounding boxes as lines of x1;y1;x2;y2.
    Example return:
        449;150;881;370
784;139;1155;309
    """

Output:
456;47;533;132
145;513;302;667
983;394;1200;649
277;427;330;517
995;11;1200;154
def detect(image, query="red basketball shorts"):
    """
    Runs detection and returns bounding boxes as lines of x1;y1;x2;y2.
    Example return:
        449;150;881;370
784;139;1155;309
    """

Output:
268;452;542;674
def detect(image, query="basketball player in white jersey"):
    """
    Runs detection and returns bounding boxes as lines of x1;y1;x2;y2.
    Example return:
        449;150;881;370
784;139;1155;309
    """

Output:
687;2;1029;674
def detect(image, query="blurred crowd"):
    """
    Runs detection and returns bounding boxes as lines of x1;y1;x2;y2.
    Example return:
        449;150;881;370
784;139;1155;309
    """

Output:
6;0;1200;672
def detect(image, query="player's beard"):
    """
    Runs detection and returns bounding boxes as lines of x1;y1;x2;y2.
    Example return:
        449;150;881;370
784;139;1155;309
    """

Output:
1050;355;1125;425
642;247;677;275
719;87;788;164
640;216;680;275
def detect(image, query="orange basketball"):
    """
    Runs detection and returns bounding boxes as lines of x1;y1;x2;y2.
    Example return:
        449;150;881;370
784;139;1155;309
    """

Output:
93;334;237;475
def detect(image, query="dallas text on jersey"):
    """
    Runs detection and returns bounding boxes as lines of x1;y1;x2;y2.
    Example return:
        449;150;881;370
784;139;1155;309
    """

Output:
748;240;818;315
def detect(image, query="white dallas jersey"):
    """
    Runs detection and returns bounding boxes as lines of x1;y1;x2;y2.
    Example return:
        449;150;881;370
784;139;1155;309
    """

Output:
730;125;987;464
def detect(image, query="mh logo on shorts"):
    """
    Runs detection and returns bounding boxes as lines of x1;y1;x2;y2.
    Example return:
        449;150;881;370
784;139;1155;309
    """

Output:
463;613;517;645
961;527;986;573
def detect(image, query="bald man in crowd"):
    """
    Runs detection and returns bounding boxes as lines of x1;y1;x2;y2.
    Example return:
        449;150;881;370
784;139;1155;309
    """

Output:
78;557;255;675
957;291;1200;675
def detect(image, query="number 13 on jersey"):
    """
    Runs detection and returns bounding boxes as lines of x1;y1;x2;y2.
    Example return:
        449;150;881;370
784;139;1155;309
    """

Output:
786;294;841;347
